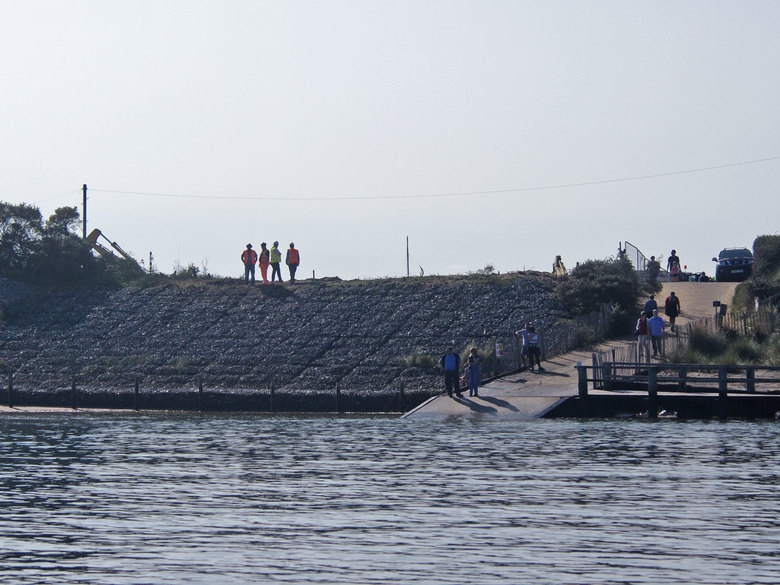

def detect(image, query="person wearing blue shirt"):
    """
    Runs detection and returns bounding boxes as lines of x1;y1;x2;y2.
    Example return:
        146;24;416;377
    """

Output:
648;309;665;357
438;347;462;398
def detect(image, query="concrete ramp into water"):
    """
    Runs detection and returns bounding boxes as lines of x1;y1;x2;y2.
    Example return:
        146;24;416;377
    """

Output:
402;393;569;420
402;369;578;420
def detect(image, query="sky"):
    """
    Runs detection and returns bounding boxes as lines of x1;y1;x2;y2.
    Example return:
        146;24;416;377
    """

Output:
2;0;779;280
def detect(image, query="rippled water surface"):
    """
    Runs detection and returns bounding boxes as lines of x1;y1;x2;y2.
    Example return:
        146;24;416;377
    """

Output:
2;414;780;584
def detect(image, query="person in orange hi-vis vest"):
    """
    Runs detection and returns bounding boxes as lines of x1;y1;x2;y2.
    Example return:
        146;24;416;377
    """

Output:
241;243;258;284
286;243;300;283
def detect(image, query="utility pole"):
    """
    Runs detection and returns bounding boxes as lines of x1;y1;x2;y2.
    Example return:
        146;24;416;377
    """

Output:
406;235;410;277
82;184;87;238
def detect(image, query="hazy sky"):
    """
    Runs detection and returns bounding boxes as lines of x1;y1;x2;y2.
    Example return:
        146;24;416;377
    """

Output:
2;1;779;280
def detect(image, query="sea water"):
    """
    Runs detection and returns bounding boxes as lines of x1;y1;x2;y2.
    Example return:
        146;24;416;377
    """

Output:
1;414;779;584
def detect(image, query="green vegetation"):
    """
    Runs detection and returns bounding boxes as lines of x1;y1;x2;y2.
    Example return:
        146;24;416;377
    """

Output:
0;202;140;287
668;236;780;365
0;201;222;288
554;256;640;335
401;343;500;377
460;343;499;374
732;235;780;312
667;324;780;366
400;352;437;371
555;256;640;314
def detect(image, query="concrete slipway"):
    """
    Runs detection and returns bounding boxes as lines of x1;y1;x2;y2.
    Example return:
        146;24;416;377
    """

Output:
402;362;581;420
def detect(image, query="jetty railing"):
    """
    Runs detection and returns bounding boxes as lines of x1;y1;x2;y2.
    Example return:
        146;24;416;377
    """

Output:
576;362;780;418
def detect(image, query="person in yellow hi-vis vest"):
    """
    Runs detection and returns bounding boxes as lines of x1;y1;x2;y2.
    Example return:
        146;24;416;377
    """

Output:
270;241;283;283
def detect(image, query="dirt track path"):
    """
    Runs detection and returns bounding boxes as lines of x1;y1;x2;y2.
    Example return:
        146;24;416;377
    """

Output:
656;281;740;325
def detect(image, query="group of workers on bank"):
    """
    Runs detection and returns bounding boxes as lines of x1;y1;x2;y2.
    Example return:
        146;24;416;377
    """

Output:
241;242;300;284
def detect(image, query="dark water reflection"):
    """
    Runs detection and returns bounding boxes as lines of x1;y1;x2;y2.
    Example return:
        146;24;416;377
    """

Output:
1;415;779;584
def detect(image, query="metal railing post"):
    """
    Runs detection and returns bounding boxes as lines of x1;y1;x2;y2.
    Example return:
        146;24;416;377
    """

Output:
577;362;589;417
718;366;728;420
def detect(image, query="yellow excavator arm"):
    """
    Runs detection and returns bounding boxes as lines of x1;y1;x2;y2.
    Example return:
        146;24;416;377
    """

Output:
85;229;145;273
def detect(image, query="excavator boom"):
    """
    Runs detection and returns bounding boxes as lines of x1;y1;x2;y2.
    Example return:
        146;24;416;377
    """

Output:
85;228;146;273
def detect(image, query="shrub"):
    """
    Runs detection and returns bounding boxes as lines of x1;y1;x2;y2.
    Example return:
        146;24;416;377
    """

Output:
723;338;762;364
401;352;437;371
606;303;635;336
460;343;499;374
762;332;780;366
555;257;640;316
688;324;729;358
753;235;780;279
666;344;708;364
173;263;201;279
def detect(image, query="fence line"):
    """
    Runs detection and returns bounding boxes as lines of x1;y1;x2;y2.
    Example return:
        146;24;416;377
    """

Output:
623;240;667;282
591;305;778;389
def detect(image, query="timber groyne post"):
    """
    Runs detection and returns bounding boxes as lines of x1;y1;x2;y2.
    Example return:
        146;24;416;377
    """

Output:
577;362;589;416
647;367;658;419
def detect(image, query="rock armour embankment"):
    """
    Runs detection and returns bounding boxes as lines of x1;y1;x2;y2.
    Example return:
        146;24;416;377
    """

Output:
0;275;566;394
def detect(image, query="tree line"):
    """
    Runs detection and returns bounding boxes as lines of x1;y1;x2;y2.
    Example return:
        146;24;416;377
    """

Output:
0;202;131;286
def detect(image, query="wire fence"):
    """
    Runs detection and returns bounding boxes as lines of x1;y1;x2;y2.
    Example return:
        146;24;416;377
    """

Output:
492;305;612;375
623;240;667;282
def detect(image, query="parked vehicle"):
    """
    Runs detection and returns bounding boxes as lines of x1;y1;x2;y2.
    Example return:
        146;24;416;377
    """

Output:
712;248;753;282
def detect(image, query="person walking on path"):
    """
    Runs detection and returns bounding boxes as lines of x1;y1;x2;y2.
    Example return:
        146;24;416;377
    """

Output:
438;347;462;398
286;243;300;283
664;291;681;332
258;242;270;284
466;347;482;397
515;322;532;371
635;311;651;363
527;326;545;372
241;243;258;284
270;241;283;283
648;308;665;357
647;255;661;282
643;294;658;316
667;250;681;282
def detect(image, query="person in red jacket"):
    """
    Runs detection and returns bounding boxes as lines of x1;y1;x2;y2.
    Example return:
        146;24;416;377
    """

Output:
286;243;300;283
241;243;258;284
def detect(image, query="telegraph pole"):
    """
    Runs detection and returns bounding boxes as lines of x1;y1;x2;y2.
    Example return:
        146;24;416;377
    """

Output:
406;236;410;277
82;184;88;238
